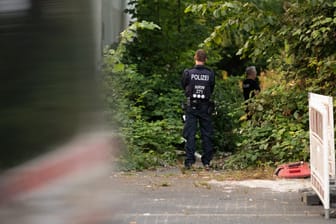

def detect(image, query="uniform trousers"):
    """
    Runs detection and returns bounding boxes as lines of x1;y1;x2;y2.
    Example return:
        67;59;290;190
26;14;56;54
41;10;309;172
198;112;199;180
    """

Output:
183;102;213;166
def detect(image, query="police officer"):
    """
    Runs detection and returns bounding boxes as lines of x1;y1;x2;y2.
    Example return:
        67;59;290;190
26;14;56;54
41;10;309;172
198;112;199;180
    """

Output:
181;49;215;170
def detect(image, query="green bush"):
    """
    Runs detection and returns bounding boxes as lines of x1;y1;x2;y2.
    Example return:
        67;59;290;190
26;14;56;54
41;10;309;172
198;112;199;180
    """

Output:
224;82;310;170
103;1;336;171
212;76;244;153
118;119;181;170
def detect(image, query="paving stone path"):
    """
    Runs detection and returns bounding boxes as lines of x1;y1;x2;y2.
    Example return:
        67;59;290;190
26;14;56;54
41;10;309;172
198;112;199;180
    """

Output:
0;165;335;224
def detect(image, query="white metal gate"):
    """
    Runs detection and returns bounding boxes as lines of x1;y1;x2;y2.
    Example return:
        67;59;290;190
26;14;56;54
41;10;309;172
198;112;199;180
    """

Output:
309;93;335;219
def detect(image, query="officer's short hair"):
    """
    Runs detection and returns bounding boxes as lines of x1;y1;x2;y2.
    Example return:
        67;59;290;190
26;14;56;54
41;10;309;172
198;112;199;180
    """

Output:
194;49;207;62
246;66;257;76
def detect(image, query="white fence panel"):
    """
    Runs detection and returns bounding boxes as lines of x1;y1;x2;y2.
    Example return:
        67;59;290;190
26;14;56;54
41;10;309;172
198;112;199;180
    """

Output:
309;93;335;219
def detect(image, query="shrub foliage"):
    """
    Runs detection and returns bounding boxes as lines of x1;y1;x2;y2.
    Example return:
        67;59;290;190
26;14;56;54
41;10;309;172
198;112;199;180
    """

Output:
103;0;336;170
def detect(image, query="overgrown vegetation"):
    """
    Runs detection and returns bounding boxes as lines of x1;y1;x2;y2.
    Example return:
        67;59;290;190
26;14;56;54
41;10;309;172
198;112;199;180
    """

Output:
225;82;310;169
103;0;336;171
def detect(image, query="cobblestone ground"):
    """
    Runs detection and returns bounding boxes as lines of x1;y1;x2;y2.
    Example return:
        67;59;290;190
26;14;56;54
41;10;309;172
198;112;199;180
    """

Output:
0;166;335;224
111;167;335;224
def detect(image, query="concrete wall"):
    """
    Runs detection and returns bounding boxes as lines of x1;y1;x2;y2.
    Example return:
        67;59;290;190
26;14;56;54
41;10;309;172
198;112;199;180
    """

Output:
101;0;130;47
92;0;130;66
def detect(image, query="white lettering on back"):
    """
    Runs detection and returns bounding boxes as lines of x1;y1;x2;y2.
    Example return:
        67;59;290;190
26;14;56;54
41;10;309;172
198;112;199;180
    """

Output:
191;74;209;81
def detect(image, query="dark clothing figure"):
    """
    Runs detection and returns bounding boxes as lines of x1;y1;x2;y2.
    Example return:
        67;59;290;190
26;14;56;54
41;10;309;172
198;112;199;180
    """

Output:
243;66;260;119
243;78;260;100
182;61;215;168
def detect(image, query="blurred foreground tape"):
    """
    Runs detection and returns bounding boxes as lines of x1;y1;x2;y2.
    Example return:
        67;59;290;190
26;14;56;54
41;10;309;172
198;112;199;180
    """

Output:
0;133;123;224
